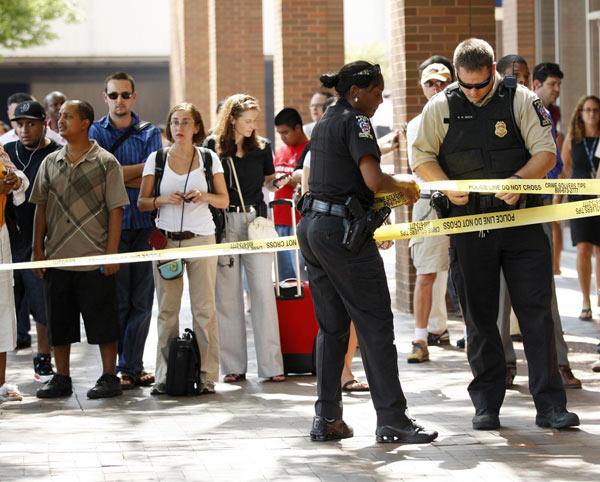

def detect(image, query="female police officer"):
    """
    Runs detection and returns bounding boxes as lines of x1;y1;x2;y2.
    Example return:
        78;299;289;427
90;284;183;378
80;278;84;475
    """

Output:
297;60;438;444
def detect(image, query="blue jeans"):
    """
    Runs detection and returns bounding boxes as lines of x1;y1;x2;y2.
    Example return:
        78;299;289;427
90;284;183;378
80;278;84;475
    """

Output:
116;228;155;376
275;224;307;282
13;244;48;343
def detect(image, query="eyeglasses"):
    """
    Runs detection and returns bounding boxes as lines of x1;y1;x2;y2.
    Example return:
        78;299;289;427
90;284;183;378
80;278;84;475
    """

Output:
423;80;449;88
106;92;133;100
457;70;493;90
169;120;195;128
582;108;600;114
310;103;324;109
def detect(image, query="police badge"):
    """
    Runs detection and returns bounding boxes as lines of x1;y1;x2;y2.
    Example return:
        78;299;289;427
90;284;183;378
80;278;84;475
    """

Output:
495;121;507;138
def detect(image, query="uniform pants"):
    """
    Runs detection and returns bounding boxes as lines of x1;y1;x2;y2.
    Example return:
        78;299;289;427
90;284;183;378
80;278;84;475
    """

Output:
498;222;570;375
450;224;566;414
154;234;219;385
216;212;283;378
298;212;410;427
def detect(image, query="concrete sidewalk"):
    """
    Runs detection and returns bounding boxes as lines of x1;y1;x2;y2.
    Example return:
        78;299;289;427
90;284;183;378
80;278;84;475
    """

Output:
1;230;599;481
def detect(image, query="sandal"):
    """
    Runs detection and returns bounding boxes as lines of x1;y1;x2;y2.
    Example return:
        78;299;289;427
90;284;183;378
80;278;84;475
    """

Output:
0;384;23;402
120;373;135;391
342;379;370;392
269;374;286;382
224;373;246;383
135;371;155;387
579;308;593;321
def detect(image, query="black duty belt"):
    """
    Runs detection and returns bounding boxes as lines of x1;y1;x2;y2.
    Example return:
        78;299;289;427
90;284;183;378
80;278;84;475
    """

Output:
162;230;198;241
227;204;259;213
309;199;348;218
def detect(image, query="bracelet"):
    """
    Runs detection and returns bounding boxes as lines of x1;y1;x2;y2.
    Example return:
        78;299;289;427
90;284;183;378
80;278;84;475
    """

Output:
152;197;157;209
511;174;523;179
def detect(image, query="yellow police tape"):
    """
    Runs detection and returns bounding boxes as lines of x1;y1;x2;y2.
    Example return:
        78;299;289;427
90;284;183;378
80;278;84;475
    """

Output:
1;178;600;272
373;178;600;210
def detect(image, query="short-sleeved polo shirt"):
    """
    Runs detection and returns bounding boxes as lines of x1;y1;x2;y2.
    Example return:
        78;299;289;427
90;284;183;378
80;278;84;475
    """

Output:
29;140;129;270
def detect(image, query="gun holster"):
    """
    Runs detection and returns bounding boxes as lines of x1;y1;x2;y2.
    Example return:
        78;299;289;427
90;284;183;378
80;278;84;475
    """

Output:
342;196;391;254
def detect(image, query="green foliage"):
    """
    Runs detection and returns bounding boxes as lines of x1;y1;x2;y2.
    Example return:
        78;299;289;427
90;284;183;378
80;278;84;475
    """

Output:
0;0;80;50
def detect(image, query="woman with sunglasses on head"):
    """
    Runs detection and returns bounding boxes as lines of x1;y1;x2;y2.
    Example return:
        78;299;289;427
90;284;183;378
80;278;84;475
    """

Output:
138;103;228;395
296;60;437;444
561;95;600;321
203;94;288;384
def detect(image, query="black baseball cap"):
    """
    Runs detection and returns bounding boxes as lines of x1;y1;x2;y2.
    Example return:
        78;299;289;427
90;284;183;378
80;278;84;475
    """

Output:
12;101;46;121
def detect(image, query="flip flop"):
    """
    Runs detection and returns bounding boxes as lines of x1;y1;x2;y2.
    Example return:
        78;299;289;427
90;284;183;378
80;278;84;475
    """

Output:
579;308;593;321
342;379;370;392
120;373;135;391
135;371;155;387
224;373;246;383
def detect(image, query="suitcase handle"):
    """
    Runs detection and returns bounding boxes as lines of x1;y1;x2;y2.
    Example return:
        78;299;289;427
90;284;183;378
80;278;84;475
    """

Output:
269;198;302;297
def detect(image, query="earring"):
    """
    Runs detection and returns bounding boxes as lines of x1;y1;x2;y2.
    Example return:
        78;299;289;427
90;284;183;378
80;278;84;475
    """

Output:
354;97;358;103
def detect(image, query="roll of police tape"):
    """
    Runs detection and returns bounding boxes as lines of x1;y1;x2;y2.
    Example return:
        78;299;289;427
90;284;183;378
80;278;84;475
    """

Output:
2;197;600;272
373;178;600;210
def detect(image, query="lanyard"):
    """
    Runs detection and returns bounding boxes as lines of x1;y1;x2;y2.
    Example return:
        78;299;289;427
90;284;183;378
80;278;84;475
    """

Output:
583;137;599;178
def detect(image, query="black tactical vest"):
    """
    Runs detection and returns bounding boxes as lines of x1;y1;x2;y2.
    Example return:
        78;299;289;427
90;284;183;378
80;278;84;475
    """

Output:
438;81;531;214
439;81;529;180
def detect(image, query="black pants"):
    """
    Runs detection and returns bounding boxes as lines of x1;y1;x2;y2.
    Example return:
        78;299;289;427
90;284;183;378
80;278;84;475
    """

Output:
297;211;409;426
449;224;566;414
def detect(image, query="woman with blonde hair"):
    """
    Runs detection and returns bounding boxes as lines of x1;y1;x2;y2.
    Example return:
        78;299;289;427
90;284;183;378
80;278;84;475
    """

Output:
204;94;287;383
138;102;228;394
562;95;600;320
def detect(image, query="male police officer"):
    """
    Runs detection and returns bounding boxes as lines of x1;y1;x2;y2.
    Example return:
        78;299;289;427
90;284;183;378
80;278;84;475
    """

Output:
89;72;162;389
412;38;578;430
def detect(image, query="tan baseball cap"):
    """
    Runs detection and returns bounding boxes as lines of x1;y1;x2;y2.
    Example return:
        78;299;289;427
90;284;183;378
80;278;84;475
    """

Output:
421;63;452;85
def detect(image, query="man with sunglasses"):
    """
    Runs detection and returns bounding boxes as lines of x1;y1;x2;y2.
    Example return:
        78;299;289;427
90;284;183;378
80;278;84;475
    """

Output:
89;72;162;391
412;38;578;431
406;58;454;364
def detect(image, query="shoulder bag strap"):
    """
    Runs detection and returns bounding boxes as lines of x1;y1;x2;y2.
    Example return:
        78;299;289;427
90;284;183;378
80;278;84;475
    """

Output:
109;120;152;153
153;147;169;197
227;157;250;225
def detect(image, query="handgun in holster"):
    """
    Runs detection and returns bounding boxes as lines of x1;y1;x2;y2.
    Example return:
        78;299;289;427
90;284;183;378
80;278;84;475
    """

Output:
342;196;391;254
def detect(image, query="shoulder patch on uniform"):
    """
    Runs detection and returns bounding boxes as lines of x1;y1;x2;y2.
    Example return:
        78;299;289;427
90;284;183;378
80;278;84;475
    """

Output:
355;115;373;139
532;99;552;127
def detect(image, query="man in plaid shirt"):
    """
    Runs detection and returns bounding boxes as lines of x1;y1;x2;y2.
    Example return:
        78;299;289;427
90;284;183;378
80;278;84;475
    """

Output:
30;100;130;400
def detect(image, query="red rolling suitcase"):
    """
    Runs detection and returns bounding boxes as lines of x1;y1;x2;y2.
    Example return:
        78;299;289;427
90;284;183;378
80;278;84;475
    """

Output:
271;199;319;375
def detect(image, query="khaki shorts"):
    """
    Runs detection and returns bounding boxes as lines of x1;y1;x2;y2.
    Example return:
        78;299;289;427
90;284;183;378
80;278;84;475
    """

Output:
409;197;450;274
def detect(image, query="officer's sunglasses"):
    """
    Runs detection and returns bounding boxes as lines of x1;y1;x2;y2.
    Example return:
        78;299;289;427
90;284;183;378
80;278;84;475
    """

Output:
457;70;493;90
106;91;133;100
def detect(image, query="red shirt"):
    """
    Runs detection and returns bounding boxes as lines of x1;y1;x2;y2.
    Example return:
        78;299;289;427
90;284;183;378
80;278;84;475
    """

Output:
273;140;308;226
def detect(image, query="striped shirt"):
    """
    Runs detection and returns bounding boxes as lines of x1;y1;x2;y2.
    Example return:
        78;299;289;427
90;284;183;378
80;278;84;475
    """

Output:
89;112;162;230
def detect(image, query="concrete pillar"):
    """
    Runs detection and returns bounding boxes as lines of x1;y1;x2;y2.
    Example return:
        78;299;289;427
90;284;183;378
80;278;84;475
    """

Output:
390;0;496;313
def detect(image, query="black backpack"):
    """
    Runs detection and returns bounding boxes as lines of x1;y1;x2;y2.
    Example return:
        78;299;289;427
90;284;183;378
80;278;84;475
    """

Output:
166;328;202;396
153;146;226;243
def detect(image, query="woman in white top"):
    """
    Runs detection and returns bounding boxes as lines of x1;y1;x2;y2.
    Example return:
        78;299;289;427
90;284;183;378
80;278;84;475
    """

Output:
138;103;228;395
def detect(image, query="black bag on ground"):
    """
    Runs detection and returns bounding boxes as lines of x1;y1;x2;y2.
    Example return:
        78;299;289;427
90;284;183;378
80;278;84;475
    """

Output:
166;328;202;396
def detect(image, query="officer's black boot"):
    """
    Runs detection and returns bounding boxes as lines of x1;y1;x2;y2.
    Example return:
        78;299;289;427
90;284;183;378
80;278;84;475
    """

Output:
310;416;354;441
376;419;438;444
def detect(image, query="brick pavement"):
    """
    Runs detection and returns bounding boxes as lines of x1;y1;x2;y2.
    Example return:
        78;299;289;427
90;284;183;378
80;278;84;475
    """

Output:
1;233;599;481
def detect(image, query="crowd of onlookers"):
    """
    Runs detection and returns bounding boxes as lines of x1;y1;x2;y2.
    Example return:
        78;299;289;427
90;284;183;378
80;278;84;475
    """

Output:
0;55;599;405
